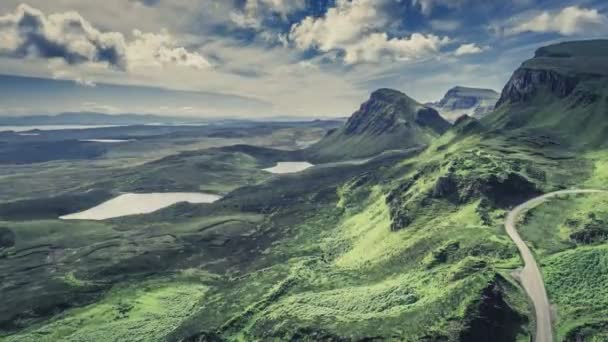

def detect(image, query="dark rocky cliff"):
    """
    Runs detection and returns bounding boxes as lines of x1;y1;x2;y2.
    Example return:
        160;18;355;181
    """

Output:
344;88;449;136
307;88;450;161
484;39;608;148
495;68;580;108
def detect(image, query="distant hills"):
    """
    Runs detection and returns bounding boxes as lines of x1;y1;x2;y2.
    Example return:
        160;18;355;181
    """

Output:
428;86;499;122
307;88;450;161
485;39;608;148
0;112;203;126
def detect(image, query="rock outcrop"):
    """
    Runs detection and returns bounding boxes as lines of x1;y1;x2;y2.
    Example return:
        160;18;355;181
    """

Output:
307;88;450;161
495;68;579;108
429;86;499;122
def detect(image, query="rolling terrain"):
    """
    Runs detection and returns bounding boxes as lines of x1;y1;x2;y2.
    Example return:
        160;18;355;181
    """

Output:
1;39;608;341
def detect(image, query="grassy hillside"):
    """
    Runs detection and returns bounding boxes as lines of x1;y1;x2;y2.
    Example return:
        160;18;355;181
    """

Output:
484;40;608;149
5;123;590;340
307;88;450;162
2;40;608;341
518;192;608;340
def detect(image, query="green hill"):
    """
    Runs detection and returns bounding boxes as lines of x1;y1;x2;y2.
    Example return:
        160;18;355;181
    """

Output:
4;40;608;342
485;39;608;148
307;88;450;161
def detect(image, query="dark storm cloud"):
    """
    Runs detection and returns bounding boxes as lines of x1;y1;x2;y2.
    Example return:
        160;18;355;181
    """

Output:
0;4;128;69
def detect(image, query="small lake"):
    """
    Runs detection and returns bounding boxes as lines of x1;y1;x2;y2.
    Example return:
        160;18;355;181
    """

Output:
80;139;134;143
263;162;314;174
60;192;221;220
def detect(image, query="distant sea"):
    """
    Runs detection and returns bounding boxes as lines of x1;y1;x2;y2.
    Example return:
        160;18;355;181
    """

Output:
0;124;123;132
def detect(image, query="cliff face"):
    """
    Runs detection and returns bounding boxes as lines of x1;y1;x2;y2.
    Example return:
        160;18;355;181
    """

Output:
484;40;608;148
430;86;499;122
307;88;450;161
344;88;449;136
495;68;579;108
494;40;608;110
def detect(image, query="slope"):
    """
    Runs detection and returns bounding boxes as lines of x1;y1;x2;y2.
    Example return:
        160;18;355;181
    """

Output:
307;88;450;162
484;39;608;148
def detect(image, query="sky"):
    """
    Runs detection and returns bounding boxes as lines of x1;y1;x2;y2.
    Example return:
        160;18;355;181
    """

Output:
0;0;606;118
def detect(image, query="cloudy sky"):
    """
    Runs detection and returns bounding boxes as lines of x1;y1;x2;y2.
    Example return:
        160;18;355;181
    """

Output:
0;0;606;118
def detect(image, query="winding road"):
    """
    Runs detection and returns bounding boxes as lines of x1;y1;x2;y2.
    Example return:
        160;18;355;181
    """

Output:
505;189;607;342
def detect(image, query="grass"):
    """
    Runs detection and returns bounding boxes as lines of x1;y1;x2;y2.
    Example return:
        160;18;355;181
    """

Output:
0;131;549;341
518;192;608;339
544;246;608;341
2;89;604;340
3;278;208;342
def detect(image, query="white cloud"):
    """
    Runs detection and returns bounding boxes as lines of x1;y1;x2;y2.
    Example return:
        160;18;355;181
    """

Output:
0;4;210;71
289;0;449;64
505;6;607;36
230;0;305;29
343;32;450;64
454;43;486;56
128;30;211;69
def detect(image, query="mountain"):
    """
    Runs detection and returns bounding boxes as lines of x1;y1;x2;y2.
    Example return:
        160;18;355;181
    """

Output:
485;39;608;148
428;86;499;122
5;40;608;342
0;112;202;126
307;88;450;161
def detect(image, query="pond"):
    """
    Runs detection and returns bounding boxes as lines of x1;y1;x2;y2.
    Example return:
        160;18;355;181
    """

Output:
60;192;221;220
263;162;314;174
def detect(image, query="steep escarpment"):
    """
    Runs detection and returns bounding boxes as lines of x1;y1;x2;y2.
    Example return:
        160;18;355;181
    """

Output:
430;86;499;122
486;40;608;147
307;88;450;161
495;68;580;108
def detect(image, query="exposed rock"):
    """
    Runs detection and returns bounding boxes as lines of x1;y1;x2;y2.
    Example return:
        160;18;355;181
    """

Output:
0;227;15;248
459;277;528;342
569;214;608;245
344;88;449;136
495;68;579;108
432;174;459;200
307;88;450;161
180;331;225;342
429;86;499;122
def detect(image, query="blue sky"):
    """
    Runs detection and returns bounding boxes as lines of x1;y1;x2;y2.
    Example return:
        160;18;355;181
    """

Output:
0;0;606;118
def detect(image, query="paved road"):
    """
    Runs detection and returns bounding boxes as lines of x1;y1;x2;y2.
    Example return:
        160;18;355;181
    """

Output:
505;189;607;342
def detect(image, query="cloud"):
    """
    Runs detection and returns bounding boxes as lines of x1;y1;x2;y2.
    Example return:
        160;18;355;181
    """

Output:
0;4;128;69
343;32;450;64
454;43;486;56
504;6;607;36
127;30;211;69
0;4;210;70
412;0;469;15
289;0;449;64
230;0;306;30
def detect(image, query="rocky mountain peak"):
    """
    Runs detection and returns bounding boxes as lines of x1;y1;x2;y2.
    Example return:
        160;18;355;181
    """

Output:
344;88;449;136
429;86;499;122
307;88;450;161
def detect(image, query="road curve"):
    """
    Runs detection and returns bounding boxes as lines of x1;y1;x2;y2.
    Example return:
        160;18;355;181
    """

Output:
505;189;607;342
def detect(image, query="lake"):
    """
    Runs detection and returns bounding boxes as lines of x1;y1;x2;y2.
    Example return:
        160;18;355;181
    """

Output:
263;162;314;174
80;139;134;143
60;192;222;220
0;125;123;132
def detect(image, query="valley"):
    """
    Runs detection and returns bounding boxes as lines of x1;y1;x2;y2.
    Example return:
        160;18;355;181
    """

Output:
1;39;608;342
